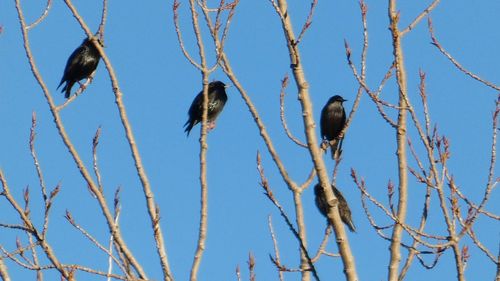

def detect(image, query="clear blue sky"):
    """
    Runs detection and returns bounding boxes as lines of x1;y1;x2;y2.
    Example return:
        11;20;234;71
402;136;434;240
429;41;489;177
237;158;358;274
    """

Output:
1;0;499;280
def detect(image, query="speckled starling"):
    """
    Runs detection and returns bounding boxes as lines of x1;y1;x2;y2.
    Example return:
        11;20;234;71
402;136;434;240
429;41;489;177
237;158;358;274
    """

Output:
314;183;356;232
320;95;347;158
184;81;229;136
57;38;101;98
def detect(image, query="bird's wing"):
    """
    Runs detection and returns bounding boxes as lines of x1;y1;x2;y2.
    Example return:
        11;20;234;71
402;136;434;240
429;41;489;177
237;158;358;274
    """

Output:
320;106;329;139
62;45;86;79
187;91;203;117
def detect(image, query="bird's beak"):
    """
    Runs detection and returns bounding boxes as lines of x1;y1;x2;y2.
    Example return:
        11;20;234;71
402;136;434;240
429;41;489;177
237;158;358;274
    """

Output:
224;84;232;88
343;98;348;102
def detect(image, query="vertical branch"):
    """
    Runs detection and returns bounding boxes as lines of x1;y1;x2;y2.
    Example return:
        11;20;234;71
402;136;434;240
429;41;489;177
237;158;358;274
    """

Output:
97;0;108;37
185;1;211;280
0;257;10;281
496;244;500;281
62;1;174;280
0;170;70;280
341;0;368;137
294;190;309;281
268;216;284;281
92;127;103;191
16;0;149;279
257;153;319;281
387;1;409;280
248;253;256;281
29;112;47;201
107;200;121;281
26;232;43;281
272;0;359;280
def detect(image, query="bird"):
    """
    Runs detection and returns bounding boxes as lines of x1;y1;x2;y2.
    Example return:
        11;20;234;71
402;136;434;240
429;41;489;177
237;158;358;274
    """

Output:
314;183;356;232
57;37;102;98
320;95;347;159
184;81;229;136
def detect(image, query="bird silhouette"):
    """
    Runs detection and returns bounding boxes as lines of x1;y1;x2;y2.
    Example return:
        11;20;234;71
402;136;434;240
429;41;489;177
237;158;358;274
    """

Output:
320;95;347;159
184;81;229;136
314;183;356;232
57;38;101;98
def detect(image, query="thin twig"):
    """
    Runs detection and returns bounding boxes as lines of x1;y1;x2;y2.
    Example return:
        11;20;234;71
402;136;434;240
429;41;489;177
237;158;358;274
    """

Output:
295;0;317;45
16;0;148;277
268;216;284;281
279;74;307;147
92;126;103;192
26;0;52;30
172;1;203;69
29;112;47;201
428;18;500;91
257;153;320;281
340;0;368;139
63;1;173;279
400;0;441;36
97;0;108;38
0;169;70;279
64;211;128;276
311;225;335;262
0;256;10;281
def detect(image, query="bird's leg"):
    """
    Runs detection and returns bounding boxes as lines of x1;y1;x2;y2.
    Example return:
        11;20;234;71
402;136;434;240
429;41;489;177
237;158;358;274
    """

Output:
76;81;88;92
333;138;343;160
320;139;329;152
207;121;216;131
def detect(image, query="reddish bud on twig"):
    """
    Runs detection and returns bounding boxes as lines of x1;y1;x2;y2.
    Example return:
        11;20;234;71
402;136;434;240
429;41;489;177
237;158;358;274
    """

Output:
450;196;459;217
65;210;74;224
344;39;351;61
350;168;357;180
155;204;161;223
23;186;30;216
93;126;102;148
173;0;180;11
114;186;121;210
30;112;37;144
235;265;241;281
49;185;60;200
387;180;394;195
23;186;29;204
395;11;401;23
281;74;289;88
359;0;367;15
461;245;470;265
16;237;24;255
248;252;256;281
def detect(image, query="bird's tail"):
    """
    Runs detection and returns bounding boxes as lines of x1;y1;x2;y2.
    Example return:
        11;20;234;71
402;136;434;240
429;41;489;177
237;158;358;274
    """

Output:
346;219;356;232
63;81;75;99
184;120;194;136
57;79;65;90
330;138;343;160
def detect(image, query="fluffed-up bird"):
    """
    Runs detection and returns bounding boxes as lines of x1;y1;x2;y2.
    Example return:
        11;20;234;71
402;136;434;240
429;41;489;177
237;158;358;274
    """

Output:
314;183;356;232
320;95;347;159
57;37;102;98
184;81;229;136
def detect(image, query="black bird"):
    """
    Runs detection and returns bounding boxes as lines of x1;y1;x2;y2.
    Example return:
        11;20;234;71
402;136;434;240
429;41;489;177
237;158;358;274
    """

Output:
320;95;347;159
57;38;101;98
184;81;229;136
314;183;356;232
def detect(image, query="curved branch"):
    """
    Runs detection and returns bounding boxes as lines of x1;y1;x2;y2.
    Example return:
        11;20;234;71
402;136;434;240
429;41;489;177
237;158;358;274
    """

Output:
428;18;500;92
26;0;52;30
279;74;307;148
62;2;174;280
400;0;441;36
